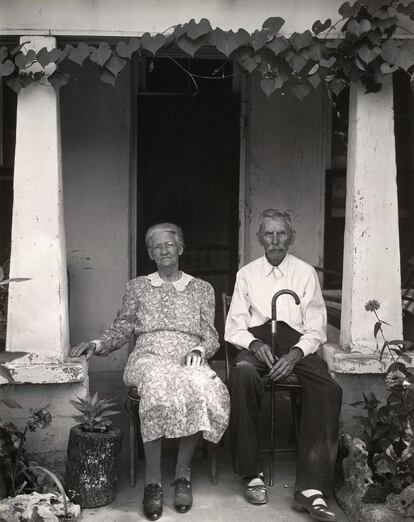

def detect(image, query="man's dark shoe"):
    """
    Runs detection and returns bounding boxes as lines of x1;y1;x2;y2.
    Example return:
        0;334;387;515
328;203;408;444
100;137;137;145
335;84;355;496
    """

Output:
173;477;193;513
143;483;163;521
293;491;337;522
244;475;268;505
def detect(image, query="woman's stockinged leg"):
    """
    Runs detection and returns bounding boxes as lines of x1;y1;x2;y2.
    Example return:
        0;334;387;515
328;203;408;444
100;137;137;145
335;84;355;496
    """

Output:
144;438;162;484
175;432;200;480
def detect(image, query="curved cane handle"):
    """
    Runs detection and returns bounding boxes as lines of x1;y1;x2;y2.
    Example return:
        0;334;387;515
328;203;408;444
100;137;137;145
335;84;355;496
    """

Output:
271;289;300;338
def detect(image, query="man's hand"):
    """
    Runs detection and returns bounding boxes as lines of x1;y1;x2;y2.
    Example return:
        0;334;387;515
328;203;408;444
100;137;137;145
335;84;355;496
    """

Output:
69;342;96;360
269;347;303;382
186;350;203;367
249;340;275;369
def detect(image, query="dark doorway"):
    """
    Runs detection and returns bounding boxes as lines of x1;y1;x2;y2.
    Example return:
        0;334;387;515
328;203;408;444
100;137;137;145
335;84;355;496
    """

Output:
136;58;241;348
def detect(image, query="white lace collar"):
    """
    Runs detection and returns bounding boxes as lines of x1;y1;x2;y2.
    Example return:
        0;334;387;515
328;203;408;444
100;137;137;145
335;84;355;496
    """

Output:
146;271;193;292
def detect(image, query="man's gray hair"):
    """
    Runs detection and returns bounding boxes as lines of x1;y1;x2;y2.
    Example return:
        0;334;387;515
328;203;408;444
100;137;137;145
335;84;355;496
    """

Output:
145;222;185;249
258;209;293;233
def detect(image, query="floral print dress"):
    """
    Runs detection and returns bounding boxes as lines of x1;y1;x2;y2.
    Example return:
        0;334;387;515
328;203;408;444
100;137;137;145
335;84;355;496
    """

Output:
95;272;230;443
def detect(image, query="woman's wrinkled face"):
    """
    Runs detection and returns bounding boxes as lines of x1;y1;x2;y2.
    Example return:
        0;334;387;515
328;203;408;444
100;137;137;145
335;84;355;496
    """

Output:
148;230;183;269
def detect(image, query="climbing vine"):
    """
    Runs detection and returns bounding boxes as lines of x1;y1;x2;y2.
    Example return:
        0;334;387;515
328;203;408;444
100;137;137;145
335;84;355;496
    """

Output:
1;0;414;99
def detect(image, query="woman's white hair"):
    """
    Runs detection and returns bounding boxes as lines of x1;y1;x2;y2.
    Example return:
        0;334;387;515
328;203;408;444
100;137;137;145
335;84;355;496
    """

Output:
145;222;185;249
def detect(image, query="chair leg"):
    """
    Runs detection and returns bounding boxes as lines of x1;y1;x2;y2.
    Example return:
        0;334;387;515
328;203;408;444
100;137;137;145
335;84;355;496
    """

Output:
137;405;145;460
210;443;218;485
202;438;208;459
269;386;275;487
292;392;301;445
129;403;136;487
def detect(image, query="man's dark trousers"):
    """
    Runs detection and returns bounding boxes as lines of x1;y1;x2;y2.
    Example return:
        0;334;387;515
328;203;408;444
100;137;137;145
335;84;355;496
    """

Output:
229;321;342;495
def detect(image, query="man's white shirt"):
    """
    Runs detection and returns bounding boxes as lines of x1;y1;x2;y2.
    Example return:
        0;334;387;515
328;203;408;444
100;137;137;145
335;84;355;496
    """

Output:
224;254;327;357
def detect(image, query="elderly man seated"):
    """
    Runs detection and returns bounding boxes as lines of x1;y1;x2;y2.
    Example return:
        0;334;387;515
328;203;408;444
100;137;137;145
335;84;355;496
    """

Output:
225;209;342;522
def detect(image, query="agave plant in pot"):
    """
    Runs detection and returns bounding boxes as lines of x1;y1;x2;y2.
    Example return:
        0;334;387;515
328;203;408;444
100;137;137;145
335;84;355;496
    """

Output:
66;392;122;508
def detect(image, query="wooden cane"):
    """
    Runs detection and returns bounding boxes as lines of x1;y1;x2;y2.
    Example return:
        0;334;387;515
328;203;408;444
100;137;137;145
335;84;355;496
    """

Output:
268;289;300;486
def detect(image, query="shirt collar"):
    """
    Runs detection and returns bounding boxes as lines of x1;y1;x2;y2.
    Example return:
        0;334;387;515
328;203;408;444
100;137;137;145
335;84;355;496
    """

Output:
146;271;193;292
262;253;290;278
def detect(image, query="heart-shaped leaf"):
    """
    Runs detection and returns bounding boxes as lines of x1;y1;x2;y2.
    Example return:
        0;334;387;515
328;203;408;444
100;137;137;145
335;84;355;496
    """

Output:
78;42;91;62
68;43;90;65
100;69;116;86
5;76;22;93
234;28;250;46
307;41;325;62
339;1;361;18
251;30;269;52
380;62;398;74
105;53;127;76
308;72;321;89
290;53;307;73
358;44;378;64
14;52;26;68
371;16;398;31
381;39;400;65
141;33;167;55
186;18;211;40
0;47;9;63
36;47;50;68
116;38;140;59
116;41;132;59
25;49;37;65
57;45;72;64
173;24;188;39
312;18;332;35
262;17;285;38
290;31;313;52
176;35;207;57
90;43;111;67
291;83;312;100
48;48;61;63
0;59;15;77
320;56;336;68
48;71;70;89
260;76;284;97
128;38;140;54
266;36;289;56
212;29;240;58
235;48;258;73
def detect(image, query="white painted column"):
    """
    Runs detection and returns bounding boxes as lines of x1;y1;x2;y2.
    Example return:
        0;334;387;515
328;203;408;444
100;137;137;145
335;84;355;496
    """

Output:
6;36;69;359
340;77;402;354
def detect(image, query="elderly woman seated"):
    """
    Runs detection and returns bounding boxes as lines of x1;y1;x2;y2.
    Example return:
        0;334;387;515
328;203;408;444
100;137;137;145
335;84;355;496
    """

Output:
69;223;230;520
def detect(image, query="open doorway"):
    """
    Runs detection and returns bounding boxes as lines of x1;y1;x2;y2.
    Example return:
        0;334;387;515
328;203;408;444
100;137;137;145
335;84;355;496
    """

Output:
136;57;241;345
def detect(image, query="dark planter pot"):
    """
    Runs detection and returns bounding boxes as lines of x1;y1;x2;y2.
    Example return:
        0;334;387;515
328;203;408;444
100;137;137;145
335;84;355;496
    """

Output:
65;425;122;508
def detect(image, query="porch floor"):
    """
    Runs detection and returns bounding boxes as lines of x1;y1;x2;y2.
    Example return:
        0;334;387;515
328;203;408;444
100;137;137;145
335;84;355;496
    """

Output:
78;450;349;522
81;370;348;522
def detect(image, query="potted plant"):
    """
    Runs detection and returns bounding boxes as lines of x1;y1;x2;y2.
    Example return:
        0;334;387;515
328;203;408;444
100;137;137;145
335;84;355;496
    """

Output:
66;392;122;508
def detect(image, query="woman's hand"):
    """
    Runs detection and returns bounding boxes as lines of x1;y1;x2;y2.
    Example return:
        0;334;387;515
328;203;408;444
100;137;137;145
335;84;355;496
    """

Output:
186;349;203;367
69;342;96;360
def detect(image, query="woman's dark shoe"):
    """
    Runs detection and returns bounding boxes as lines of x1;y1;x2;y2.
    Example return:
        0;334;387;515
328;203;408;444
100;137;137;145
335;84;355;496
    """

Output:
143;483;163;521
173;477;193;513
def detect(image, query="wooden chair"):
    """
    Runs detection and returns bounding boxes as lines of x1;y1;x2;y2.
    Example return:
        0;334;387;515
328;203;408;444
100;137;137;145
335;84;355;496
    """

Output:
222;292;302;487
125;387;218;487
